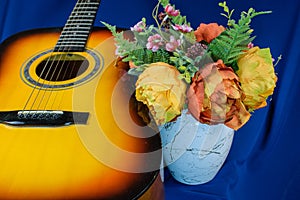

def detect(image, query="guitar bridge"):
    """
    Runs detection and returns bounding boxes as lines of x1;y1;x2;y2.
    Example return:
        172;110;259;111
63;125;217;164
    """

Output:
0;110;89;127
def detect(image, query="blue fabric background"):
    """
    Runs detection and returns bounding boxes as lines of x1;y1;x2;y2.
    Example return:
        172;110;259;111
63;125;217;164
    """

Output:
0;0;299;199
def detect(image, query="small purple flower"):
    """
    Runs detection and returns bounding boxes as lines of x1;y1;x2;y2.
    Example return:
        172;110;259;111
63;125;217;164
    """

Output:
165;36;181;52
165;4;179;16
130;20;146;32
172;24;193;33
146;34;164;52
247;42;254;49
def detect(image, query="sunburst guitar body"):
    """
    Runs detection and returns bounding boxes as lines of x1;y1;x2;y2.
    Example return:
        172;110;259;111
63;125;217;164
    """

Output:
0;1;162;199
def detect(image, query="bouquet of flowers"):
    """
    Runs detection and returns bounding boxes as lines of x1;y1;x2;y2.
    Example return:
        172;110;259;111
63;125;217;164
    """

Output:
103;0;279;130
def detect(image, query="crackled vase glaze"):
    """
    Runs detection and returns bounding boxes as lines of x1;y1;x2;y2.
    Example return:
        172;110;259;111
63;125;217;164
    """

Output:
160;109;234;185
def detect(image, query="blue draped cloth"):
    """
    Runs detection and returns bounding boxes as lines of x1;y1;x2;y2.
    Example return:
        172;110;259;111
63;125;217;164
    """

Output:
0;0;299;199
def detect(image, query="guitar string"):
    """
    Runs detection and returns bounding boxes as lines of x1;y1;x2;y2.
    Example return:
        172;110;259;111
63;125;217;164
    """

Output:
22;52;60;113
58;0;95;109
57;0;101;111
20;1;84;113
21;1;83;114
52;0;95;109
41;0;88;111
34;55;65;111
23;0;100;116
54;0;97;111
22;0;90;115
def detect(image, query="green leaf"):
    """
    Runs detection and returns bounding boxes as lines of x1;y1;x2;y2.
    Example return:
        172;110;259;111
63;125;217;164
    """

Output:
160;0;170;7
220;13;228;18
208;4;271;69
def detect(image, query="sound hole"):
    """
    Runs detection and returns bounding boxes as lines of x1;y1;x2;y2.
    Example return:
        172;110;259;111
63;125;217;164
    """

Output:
36;54;89;81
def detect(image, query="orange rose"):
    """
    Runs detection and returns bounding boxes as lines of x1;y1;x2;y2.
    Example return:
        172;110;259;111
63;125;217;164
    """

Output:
194;23;225;43
187;60;251;130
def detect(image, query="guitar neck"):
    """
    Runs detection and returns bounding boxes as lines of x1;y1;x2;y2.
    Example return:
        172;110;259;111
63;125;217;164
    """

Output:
54;0;101;52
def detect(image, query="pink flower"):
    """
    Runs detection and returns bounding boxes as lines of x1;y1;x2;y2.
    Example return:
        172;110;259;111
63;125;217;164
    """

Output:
172;24;193;33
130;20;146;32
165;36;181;52
146;34;164;52
165;4;179;16
247;42;254;48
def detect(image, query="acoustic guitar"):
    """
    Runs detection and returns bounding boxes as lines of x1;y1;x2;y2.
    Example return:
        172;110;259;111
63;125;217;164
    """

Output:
0;0;163;199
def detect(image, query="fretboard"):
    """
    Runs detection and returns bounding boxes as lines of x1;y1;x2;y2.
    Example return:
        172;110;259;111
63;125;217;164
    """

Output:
54;0;101;52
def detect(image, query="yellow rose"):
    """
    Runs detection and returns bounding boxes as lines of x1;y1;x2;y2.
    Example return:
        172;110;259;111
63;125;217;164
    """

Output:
237;47;277;111
135;62;187;125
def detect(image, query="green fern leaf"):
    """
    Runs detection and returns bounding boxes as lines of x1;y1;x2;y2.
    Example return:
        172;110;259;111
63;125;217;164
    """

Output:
208;8;271;70
128;49;171;67
101;21;143;57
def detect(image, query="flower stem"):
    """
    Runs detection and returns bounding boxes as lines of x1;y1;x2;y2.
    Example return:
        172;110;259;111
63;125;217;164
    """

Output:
152;1;161;30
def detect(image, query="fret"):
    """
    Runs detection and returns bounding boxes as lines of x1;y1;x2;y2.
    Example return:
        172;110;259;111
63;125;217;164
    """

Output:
72;8;99;12
62;27;91;31
69;16;95;19
57;41;87;45
60;34;89;38
58;39;88;43
69;13;95;18
57;44;85;48
65;22;91;28
70;11;97;14
56;45;86;51
76;2;99;5
54;0;101;52
55;44;85;48
66;19;94;23
58;37;87;41
63;24;91;27
62;30;90;34
63;25;92;28
58;44;84;46
75;2;99;6
74;6;99;10
70;13;96;17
